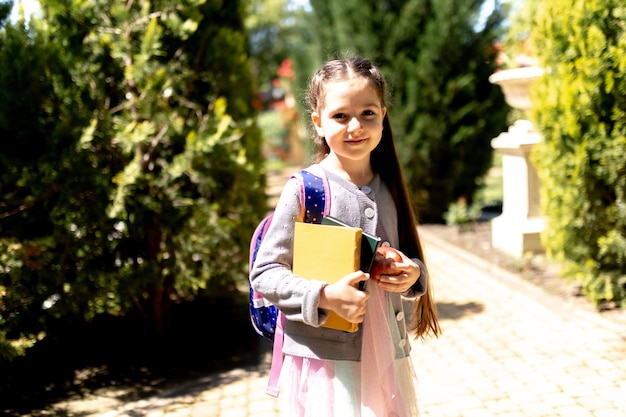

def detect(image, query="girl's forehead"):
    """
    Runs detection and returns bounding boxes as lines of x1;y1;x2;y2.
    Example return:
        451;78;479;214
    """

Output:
321;78;382;105
324;77;372;91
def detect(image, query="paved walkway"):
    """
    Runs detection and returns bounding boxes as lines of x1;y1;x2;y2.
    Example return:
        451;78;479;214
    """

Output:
68;225;626;417
52;167;626;417
414;228;626;417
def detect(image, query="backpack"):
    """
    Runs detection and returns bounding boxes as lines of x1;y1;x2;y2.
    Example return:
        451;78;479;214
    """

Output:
248;169;329;340
248;169;329;397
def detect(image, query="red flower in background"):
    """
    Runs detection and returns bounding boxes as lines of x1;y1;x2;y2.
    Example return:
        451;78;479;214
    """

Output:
277;59;295;80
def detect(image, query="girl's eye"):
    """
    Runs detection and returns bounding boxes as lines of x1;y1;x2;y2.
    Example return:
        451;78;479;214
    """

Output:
362;110;375;116
332;113;347;120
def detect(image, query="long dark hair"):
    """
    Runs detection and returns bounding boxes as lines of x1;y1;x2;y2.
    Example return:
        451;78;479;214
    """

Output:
306;57;440;339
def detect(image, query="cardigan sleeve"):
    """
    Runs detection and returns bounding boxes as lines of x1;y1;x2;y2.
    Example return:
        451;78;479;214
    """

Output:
403;258;428;298
249;176;330;327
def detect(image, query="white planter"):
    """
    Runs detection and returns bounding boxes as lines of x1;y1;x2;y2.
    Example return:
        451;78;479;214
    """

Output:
489;66;546;257
489;67;545;111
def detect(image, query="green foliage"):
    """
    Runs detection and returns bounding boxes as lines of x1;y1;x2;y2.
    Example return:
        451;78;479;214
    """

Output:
303;0;511;222
245;0;310;92
502;0;540;64
530;0;626;306
444;200;482;227
475;155;503;204
0;0;267;361
0;14;82;361
257;110;288;159
0;1;10;23
445;156;502;226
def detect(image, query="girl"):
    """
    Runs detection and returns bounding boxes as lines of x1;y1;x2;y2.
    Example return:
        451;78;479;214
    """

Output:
250;56;440;417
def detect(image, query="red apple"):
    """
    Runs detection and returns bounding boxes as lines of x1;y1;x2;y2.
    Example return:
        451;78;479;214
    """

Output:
370;246;402;280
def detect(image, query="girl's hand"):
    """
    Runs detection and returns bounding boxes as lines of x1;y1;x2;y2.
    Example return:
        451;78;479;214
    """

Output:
374;248;421;293
319;271;370;323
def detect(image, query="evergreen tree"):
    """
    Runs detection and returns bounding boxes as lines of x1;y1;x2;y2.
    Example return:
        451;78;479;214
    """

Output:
303;0;510;222
0;10;68;362
0;0;266;361
0;1;10;22
530;0;626;306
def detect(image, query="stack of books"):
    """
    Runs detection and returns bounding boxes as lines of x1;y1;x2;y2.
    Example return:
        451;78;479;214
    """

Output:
293;216;381;332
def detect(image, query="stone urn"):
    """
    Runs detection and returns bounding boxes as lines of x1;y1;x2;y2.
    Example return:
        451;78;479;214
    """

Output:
489;66;546;257
489;66;545;111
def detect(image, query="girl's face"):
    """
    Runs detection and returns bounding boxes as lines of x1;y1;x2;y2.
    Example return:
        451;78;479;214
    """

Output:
311;78;386;165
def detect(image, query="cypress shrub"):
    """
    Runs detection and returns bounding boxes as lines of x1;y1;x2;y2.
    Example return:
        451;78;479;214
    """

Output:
530;0;626;306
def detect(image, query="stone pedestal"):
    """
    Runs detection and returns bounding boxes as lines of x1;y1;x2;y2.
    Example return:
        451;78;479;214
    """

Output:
490;120;544;256
489;67;545;257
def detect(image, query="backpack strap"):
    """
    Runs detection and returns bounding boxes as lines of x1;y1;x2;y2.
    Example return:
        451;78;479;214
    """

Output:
295;169;331;223
266;168;329;398
266;312;285;397
249;213;273;277
249;212;278;340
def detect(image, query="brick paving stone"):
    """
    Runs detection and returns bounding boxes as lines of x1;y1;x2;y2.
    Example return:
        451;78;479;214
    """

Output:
595;410;626;417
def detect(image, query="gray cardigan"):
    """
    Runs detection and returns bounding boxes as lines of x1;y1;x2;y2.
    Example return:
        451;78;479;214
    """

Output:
249;164;427;361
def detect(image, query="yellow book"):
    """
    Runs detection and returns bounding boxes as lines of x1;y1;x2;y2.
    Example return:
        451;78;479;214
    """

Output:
293;221;361;332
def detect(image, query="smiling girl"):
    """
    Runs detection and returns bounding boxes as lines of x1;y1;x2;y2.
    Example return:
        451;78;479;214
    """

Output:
250;56;440;417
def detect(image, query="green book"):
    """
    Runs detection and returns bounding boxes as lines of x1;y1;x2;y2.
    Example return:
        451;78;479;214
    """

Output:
321;216;381;274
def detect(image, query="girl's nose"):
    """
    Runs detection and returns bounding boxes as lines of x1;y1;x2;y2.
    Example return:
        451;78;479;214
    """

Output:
347;117;363;133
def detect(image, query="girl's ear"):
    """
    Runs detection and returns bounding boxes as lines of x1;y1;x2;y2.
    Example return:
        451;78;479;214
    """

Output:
311;112;324;136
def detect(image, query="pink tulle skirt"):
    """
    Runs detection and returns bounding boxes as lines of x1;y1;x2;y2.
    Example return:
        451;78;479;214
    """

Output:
278;283;419;417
